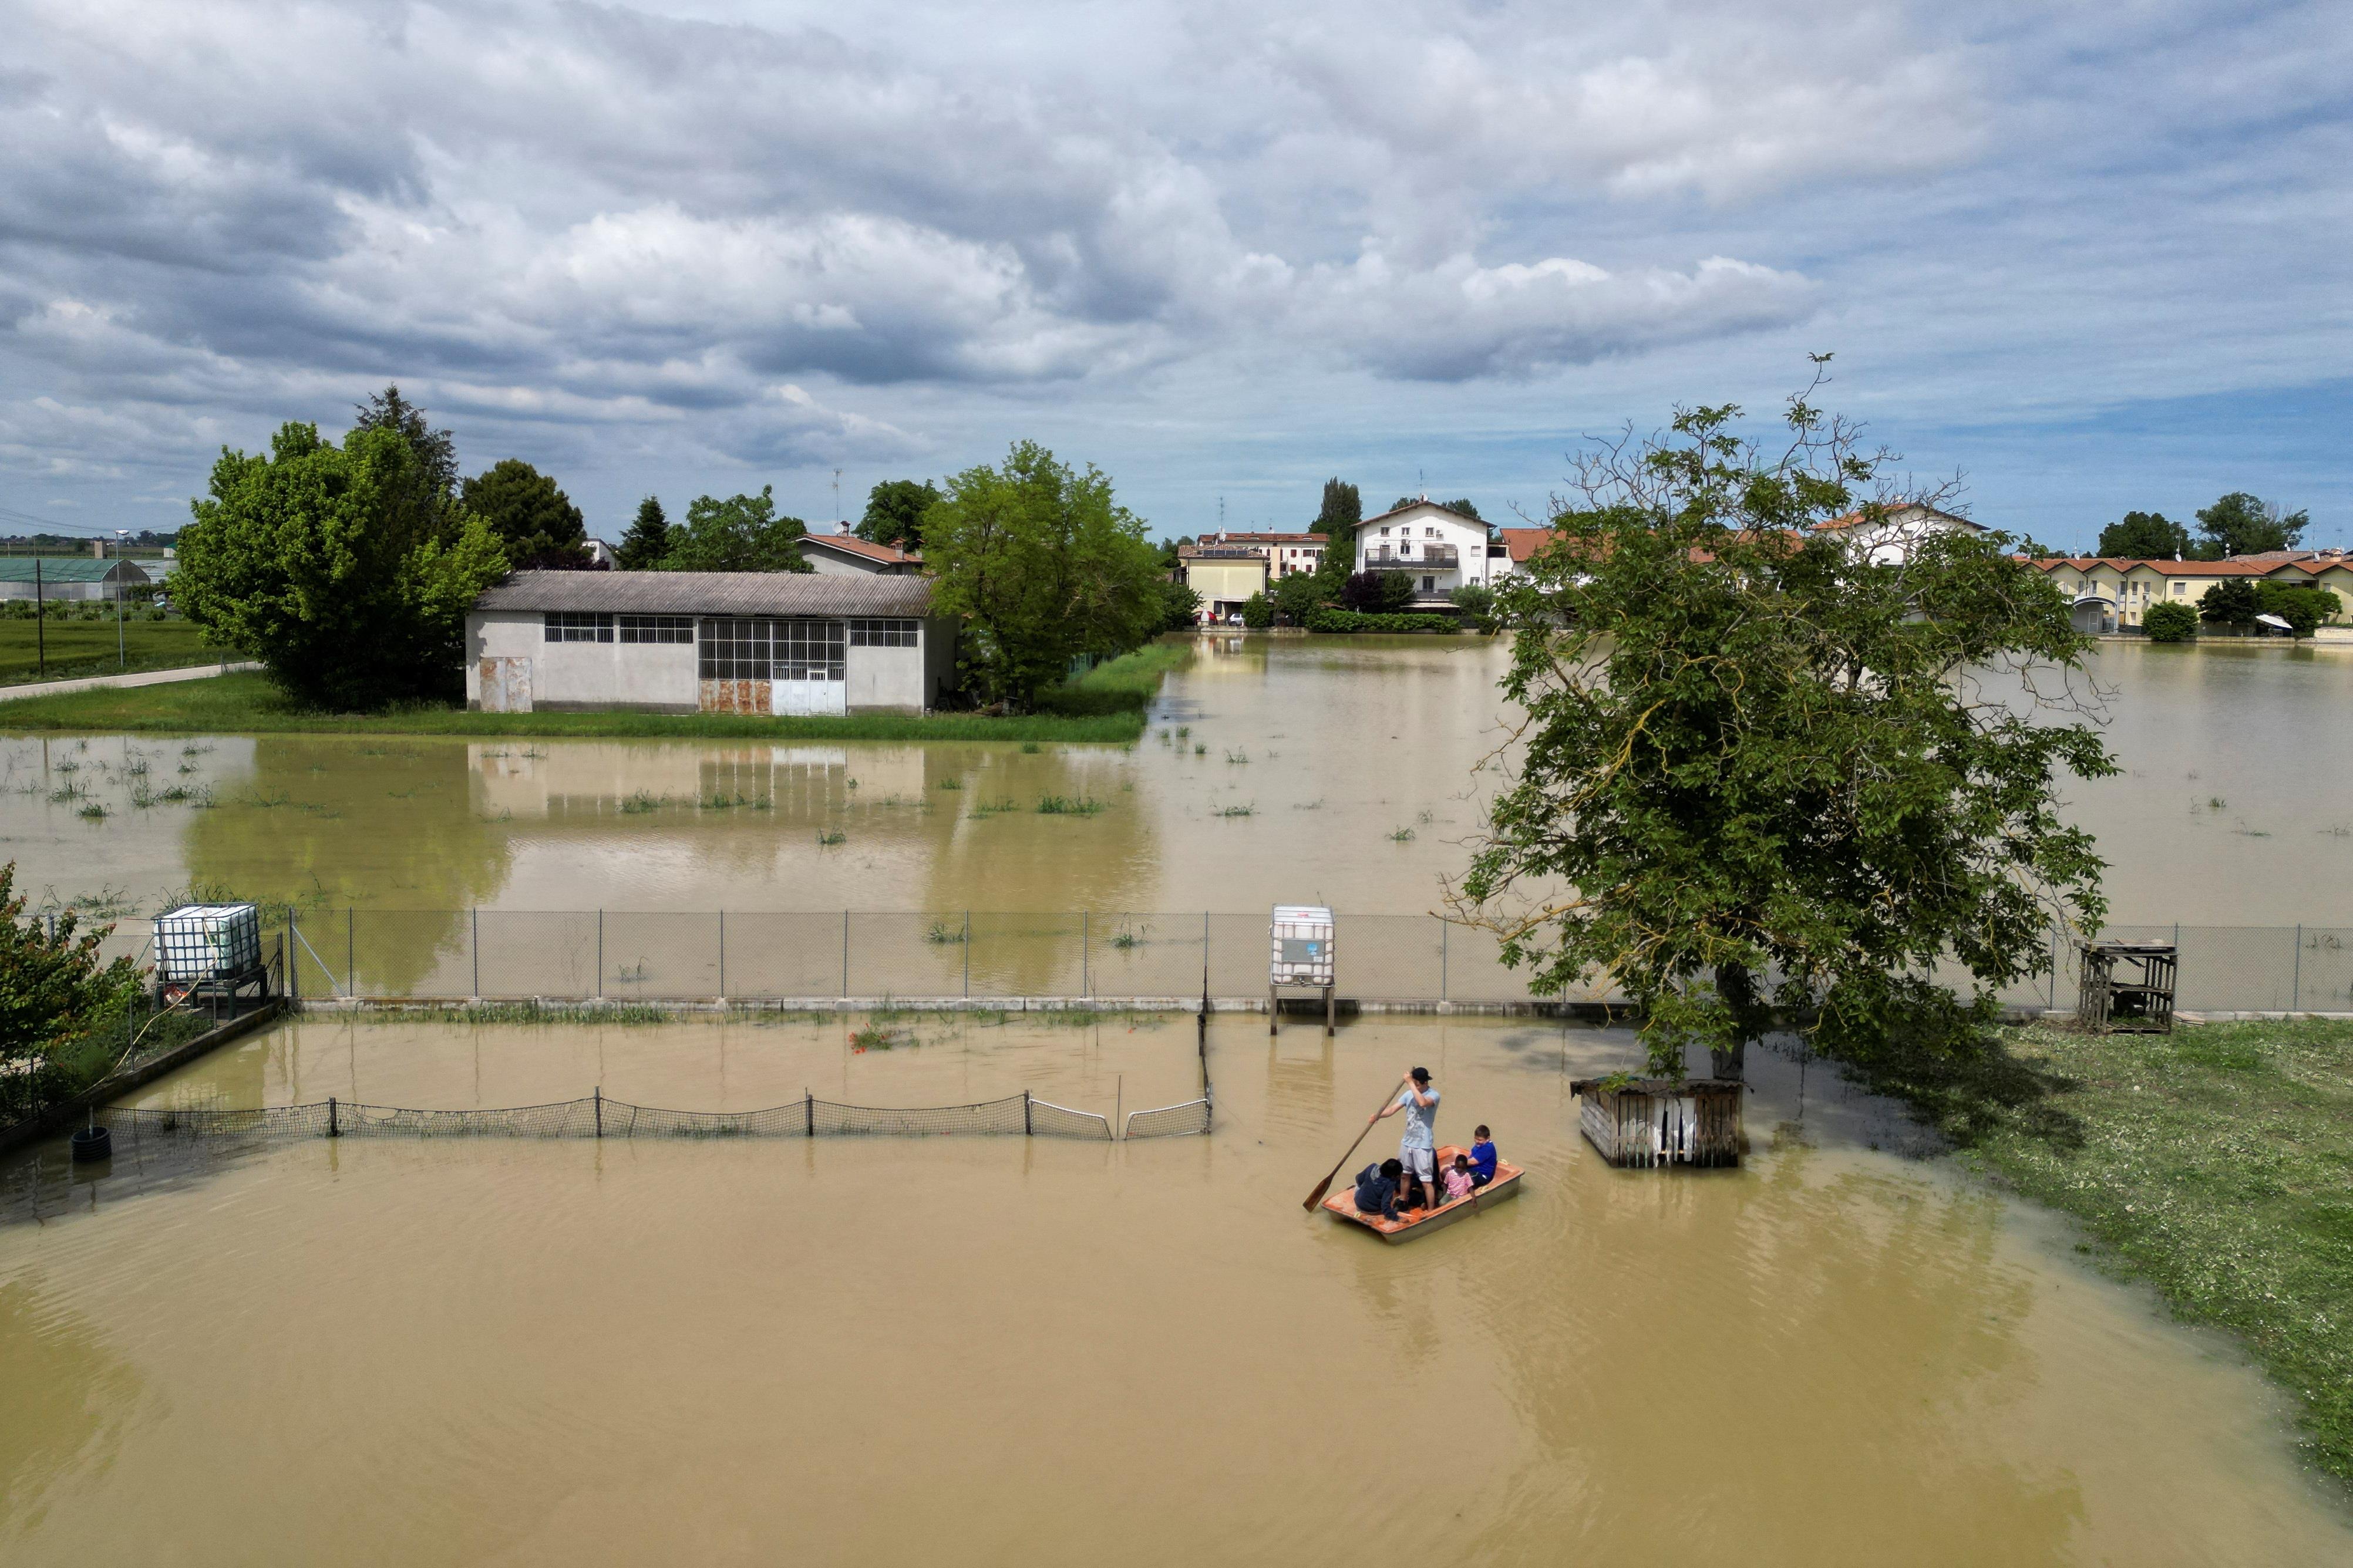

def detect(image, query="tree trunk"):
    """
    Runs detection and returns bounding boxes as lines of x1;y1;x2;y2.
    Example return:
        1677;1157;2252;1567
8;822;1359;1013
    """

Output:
1711;960;1763;1084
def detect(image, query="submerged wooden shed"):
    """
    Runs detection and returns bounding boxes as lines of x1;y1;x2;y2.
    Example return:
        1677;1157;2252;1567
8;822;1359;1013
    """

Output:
1569;1078;1743;1169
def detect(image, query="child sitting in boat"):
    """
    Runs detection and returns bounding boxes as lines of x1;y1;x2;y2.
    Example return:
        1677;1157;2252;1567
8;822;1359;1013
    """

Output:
1353;1158;1404;1221
1442;1153;1476;1203
1469;1126;1499;1189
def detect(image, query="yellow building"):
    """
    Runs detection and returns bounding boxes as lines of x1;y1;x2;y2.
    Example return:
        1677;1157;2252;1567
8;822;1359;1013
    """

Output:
2036;552;2353;632
1178;545;1270;623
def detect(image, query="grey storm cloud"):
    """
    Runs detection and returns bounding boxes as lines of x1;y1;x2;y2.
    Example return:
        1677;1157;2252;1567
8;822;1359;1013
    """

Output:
1;0;2347;540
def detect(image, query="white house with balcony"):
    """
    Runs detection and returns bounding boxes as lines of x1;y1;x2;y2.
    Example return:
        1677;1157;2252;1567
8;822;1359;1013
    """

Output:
1354;501;1502;603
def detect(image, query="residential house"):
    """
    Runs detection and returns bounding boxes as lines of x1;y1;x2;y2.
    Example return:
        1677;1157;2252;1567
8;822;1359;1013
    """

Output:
465;571;957;716
1177;542;1269;622
1811;503;1985;565
1355;500;1502;603
2035;550;2353;632
802;535;924;576
1207;531;1327;578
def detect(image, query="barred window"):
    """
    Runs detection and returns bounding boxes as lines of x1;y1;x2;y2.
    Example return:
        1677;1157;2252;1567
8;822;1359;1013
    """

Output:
544;612;614;643
619;614;695;645
849;618;918;648
696;618;844;681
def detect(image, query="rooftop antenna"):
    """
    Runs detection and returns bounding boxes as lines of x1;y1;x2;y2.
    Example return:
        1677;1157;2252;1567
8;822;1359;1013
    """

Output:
832;468;843;527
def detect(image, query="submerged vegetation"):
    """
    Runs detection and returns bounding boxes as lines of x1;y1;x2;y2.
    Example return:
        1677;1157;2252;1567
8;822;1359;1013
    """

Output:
1857;1018;2353;1485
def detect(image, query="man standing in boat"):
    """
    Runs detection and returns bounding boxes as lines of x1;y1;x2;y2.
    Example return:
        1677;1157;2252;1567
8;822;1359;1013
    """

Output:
1369;1067;1440;1212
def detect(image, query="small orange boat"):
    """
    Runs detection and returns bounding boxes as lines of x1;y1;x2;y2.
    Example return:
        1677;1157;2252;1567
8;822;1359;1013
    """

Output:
1321;1143;1523;1242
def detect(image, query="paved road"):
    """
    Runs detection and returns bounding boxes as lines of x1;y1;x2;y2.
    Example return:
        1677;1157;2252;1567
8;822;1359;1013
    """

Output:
0;660;261;702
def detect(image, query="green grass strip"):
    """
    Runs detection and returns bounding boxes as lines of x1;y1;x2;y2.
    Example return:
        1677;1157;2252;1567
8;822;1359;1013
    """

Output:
1853;1018;2353;1486
0;672;1146;742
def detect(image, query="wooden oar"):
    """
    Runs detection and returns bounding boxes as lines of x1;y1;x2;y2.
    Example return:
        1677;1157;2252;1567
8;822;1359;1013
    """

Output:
1302;1075;1408;1213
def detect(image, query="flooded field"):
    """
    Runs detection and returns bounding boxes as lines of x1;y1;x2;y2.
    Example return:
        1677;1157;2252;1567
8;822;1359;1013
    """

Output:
0;637;2348;933
3;1013;2348;1564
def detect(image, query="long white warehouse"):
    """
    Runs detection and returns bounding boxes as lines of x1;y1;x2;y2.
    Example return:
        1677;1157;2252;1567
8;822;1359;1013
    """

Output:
465;571;958;716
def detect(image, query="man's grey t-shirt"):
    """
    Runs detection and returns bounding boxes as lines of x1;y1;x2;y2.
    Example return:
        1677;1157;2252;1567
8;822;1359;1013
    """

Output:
1395;1087;1439;1150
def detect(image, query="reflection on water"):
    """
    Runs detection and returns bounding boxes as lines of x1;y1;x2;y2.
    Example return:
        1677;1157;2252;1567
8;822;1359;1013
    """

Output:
0;637;2345;940
1;1015;2346;1563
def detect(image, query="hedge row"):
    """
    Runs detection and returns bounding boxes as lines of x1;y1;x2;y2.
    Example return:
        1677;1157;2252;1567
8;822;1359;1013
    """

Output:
1303;608;1461;635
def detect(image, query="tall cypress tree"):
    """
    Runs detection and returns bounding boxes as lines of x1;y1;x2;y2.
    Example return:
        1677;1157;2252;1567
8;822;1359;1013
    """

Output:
1315;478;1362;572
615;496;673;569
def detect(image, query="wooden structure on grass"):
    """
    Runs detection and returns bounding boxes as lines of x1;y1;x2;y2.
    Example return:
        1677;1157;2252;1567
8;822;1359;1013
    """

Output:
1570;1078;1743;1169
2076;940;2177;1034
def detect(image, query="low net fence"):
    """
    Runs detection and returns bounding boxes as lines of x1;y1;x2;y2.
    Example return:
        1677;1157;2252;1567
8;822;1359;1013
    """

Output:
97;1089;1117;1144
1123;1098;1211;1139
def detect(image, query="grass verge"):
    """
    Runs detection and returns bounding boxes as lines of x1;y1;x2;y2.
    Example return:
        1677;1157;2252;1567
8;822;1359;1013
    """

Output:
1031;642;1188;716
0;618;229;686
0;672;1147;743
1852;1019;2353;1486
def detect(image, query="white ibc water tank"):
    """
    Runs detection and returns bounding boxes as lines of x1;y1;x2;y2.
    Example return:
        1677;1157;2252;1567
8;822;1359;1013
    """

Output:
154;903;262;983
1270;905;1335;987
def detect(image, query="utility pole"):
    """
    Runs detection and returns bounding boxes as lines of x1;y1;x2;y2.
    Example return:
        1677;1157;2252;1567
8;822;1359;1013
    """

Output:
114;531;129;669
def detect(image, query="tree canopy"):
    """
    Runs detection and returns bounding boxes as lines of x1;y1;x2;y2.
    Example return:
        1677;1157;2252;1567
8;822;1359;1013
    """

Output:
1315;479;1362;561
351;385;458;531
176;420;507;709
0;861;139;1112
615;496;672;570
460;458;588;569
2096;510;2190;559
923;440;1162;709
856;479;941;550
2194;493;2308;559
1459;369;2113;1080
661;487;813;573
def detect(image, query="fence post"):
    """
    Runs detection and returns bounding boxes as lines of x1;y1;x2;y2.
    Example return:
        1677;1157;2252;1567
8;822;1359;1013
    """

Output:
1082;911;1089;997
718;910;726;999
597;910;604;998
962;912;970;997
472;907;480;997
2293;923;2302;1012
348;908;355;999
328;1095;338;1138
288;908;299;1004
1024;1089;1033;1137
842;910;850;997
594;1085;602;1139
2048;925;2059;1009
805;1089;813;1138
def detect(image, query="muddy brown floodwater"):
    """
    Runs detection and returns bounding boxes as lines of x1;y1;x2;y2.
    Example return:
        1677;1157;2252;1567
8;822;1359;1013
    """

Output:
1;635;2347;929
4;1014;2348;1565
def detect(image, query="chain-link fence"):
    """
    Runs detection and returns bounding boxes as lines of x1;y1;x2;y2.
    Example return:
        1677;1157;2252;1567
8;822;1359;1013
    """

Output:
80;912;2353;1014
93;1090;1115;1144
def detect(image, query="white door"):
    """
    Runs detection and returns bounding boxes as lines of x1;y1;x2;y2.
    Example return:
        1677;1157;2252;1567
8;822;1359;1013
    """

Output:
771;676;846;716
479;656;533;713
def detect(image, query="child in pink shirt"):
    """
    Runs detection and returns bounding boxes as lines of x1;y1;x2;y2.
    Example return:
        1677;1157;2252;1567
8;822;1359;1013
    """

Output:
1442;1153;1476;1203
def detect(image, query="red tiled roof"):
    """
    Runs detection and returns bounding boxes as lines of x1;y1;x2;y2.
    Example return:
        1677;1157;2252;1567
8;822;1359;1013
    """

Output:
1496;528;1558;563
1204;532;1326;545
1813;503;1982;534
804;534;921;567
2033;557;2302;578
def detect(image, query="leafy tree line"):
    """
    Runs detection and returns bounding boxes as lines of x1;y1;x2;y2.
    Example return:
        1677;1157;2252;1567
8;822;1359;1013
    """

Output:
0;862;142;1128
2094;493;2311;560
176;387;817;709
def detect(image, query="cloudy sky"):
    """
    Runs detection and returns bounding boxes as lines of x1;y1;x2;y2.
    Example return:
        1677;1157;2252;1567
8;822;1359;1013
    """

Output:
2;0;2347;547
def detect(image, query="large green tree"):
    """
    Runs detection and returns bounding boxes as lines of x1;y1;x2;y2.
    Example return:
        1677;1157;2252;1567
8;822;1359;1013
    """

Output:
351;385;459;531
2096;510;2190;559
856;479;942;550
662;487;813;572
1391;495;1481;522
1315;478;1362;561
615;496;673;570
461;458;588;568
1457;370;2114;1081
176;422;508;709
2194;492;2308;559
924;440;1163;709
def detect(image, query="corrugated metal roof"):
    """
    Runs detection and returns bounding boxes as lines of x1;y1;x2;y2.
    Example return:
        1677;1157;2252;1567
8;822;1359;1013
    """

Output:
473;570;934;616
0;558;153;584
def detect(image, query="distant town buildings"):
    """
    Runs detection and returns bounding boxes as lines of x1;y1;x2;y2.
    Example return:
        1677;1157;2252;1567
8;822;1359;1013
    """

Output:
2034;550;2353;633
1177;532;1326;621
